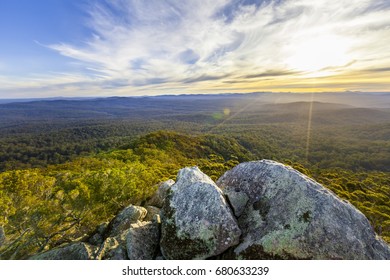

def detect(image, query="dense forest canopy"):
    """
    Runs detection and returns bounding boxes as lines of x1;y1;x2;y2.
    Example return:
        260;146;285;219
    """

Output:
0;92;389;259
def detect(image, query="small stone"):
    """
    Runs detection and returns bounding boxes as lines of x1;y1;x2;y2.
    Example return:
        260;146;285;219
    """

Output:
144;206;161;222
106;205;147;237
96;236;127;260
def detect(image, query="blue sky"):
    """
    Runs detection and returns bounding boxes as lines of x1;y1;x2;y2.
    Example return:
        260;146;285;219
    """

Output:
0;1;87;74
0;0;389;98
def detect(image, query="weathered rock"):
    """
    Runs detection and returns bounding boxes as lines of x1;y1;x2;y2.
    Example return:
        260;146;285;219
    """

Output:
126;220;160;260
160;167;241;260
144;206;161;222
88;222;109;246
217;160;390;260
96;235;128;260
97;220;160;260
146;180;175;208
106;205;147;237
0;226;5;247
30;242;97;260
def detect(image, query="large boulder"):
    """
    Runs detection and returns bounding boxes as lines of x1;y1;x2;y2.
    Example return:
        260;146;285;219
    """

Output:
217;160;390;260
105;205;147;237
30;242;97;260
160;167;241;259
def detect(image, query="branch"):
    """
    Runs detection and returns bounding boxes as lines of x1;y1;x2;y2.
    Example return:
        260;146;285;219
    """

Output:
0;228;31;258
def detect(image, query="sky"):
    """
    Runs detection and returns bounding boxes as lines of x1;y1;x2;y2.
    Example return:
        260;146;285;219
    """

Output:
0;0;389;98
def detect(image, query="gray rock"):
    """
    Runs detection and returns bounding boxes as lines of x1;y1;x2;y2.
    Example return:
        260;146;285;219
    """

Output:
160;166;241;260
88;222;109;246
146;180;175;208
0;226;5;247
96;235;128;260
144;206;161;222
126;220;160;260
217;160;390;260
30;242;97;260
97;220;160;260
225;190;249;217
106;205;147;237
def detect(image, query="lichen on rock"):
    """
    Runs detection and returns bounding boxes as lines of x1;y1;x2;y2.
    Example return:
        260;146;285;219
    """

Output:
105;205;147;237
160;166;241;259
146;179;175;208
27;160;390;260
126;220;161;260
217;160;390;260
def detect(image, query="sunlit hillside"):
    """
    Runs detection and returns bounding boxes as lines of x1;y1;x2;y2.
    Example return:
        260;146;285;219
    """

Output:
0;92;389;259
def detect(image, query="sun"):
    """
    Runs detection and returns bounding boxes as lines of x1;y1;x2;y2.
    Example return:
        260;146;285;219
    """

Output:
286;34;351;76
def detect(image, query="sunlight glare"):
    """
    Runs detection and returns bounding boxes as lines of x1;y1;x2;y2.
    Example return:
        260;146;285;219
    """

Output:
287;35;351;75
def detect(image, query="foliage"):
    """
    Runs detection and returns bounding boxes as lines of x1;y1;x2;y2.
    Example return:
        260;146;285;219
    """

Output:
0;131;244;259
0;95;389;257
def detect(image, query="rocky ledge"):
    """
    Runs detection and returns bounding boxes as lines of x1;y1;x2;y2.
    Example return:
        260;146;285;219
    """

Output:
30;160;390;260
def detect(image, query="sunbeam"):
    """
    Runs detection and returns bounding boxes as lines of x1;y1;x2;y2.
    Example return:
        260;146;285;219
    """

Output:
305;92;314;162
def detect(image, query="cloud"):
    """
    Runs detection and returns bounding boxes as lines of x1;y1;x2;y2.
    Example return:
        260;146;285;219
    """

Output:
242;70;300;79
364;67;390;72
3;0;390;97
183;74;231;84
49;0;231;78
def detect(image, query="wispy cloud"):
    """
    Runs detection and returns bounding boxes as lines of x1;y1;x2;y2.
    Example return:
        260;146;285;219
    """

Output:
242;70;300;79
3;0;390;97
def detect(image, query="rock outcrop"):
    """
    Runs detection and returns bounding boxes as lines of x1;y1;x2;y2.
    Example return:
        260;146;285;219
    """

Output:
105;205;147;237
30;204;161;260
28;161;390;260
160;167;241;259
217;160;390;259
97;219;160;260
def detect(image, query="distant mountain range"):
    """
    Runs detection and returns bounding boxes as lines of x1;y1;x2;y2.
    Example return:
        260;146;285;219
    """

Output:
1;91;389;105
0;92;389;124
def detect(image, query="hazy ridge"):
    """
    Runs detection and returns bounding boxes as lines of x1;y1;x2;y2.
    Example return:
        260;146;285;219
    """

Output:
0;92;389;259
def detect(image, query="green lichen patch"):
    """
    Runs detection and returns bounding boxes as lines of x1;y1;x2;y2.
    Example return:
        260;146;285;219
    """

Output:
300;211;312;223
160;200;210;259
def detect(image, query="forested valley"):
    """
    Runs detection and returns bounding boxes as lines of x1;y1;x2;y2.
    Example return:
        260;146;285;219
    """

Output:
0;92;389;259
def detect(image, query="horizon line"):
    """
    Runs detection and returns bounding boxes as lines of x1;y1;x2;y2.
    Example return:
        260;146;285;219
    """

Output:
1;90;390;101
